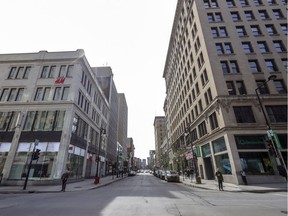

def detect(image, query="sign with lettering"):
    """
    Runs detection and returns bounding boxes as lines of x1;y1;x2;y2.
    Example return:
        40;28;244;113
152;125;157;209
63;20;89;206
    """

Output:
55;77;65;84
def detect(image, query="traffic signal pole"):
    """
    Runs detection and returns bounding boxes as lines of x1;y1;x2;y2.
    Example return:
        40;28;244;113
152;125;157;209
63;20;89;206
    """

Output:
23;140;39;190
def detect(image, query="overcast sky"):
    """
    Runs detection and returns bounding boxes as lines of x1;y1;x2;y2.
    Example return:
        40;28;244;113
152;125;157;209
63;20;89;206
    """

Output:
1;0;177;160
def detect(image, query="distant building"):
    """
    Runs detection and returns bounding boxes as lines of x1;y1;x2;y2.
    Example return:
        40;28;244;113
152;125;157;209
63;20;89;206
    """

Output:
117;93;128;171
0;50;109;184
93;66;119;175
127;137;135;171
153;116;167;168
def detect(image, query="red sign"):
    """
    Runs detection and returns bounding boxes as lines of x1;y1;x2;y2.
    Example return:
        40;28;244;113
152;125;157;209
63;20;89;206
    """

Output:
55;77;65;84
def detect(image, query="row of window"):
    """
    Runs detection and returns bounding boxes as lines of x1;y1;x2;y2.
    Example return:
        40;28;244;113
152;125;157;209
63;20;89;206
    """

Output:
7;66;31;79
221;58;285;74
182;104;286;143
226;80;287;95
212;23;285;39
0;88;24;102
234;105;287;123
0;86;70;102
40;65;74;79
216;40;286;55
78;91;90;115
204;0;287;8
34;86;70;101
7;65;74;80
0;111;65;132
209;9;285;24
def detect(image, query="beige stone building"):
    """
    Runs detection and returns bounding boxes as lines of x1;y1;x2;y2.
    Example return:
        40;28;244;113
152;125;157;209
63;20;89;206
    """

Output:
0;50;110;185
163;0;287;184
153;116;167;168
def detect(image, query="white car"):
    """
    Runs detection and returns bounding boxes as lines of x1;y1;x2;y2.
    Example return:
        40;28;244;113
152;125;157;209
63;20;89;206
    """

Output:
165;170;179;182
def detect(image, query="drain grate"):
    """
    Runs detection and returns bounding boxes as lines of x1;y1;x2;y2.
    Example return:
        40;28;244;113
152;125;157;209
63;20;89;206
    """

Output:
281;210;287;214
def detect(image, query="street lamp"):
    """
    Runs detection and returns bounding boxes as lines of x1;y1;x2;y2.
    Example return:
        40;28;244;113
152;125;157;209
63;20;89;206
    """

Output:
94;128;106;184
255;75;287;177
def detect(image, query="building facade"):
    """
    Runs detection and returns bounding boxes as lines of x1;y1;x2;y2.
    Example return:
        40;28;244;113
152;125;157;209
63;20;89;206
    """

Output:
163;0;287;184
117;93;128;171
153;116;167;168
0;50;110;185
93;66;118;175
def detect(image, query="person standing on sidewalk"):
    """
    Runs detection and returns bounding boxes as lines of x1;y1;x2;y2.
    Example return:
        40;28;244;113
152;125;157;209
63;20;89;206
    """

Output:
240;170;248;185
61;171;70;192
215;168;224;191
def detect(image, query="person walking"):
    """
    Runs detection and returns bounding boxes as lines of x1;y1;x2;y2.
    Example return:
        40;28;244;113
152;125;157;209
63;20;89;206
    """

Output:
61;171;70;192
240;170;248;185
215;168;224;191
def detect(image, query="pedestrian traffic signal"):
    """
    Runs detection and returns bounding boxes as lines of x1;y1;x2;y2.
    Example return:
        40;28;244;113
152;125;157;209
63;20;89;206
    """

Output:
32;149;41;160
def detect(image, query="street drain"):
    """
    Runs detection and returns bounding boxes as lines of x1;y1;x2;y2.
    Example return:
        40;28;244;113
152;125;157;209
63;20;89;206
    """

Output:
281;210;287;214
74;186;82;188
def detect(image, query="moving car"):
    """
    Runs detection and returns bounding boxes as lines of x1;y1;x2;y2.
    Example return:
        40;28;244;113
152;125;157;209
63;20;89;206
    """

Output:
165;170;179;182
128;170;136;176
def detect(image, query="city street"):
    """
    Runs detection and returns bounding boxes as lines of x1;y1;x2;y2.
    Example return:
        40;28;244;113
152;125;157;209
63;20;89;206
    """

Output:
0;173;287;216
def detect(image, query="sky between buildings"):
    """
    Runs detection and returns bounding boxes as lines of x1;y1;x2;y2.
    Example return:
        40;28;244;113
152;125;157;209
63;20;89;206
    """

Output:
1;0;177;160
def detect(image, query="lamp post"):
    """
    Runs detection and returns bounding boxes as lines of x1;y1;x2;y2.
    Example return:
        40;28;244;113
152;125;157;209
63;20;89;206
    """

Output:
255;75;287;177
94;128;106;184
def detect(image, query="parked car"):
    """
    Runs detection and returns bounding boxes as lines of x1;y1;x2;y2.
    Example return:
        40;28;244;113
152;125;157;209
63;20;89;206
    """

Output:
165;170;179;182
159;170;166;180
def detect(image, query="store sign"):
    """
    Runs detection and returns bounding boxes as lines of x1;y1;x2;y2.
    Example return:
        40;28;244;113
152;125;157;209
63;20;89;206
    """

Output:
55;77;65;84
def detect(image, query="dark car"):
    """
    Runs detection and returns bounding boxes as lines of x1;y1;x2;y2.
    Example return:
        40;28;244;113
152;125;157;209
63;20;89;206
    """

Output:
165;170;179;182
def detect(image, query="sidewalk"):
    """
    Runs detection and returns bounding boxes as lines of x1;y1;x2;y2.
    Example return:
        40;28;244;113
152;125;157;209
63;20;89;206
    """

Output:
0;175;127;194
0;174;286;194
180;176;287;193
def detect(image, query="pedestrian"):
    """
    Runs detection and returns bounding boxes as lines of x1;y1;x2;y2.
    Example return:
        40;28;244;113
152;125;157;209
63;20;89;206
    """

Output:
215;168;224;191
61;171;70;192
240;170;248;185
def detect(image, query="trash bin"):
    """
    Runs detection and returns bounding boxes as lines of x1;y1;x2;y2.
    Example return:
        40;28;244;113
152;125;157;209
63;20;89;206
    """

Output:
196;176;201;184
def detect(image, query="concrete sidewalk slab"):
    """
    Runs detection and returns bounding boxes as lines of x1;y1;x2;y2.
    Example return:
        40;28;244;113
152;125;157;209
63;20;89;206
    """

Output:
0;175;127;194
180;176;287;193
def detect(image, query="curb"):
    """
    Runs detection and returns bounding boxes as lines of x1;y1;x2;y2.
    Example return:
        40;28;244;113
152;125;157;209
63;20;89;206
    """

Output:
0;176;127;194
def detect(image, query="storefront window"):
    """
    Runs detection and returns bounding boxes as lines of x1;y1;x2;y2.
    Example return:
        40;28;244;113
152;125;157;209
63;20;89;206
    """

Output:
0;143;11;174
234;135;266;149
239;152;273;174
212;137;227;153
9;142;59;180
215;153;232;174
202;143;211;157
67;145;85;179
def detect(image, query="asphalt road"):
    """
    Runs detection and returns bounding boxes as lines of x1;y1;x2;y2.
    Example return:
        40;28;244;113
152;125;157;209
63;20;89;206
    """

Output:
0;173;287;216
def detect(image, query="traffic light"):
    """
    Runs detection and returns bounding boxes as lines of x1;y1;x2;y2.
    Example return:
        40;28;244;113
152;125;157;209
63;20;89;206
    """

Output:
32;149;41;160
266;140;276;156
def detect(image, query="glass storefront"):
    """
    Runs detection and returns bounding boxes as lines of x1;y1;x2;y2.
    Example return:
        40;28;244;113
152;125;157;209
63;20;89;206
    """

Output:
235;135;275;174
239;152;273;174
212;137;231;174
0;143;11;174
67;144;85;179
215;153;232;174
9;142;59;179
